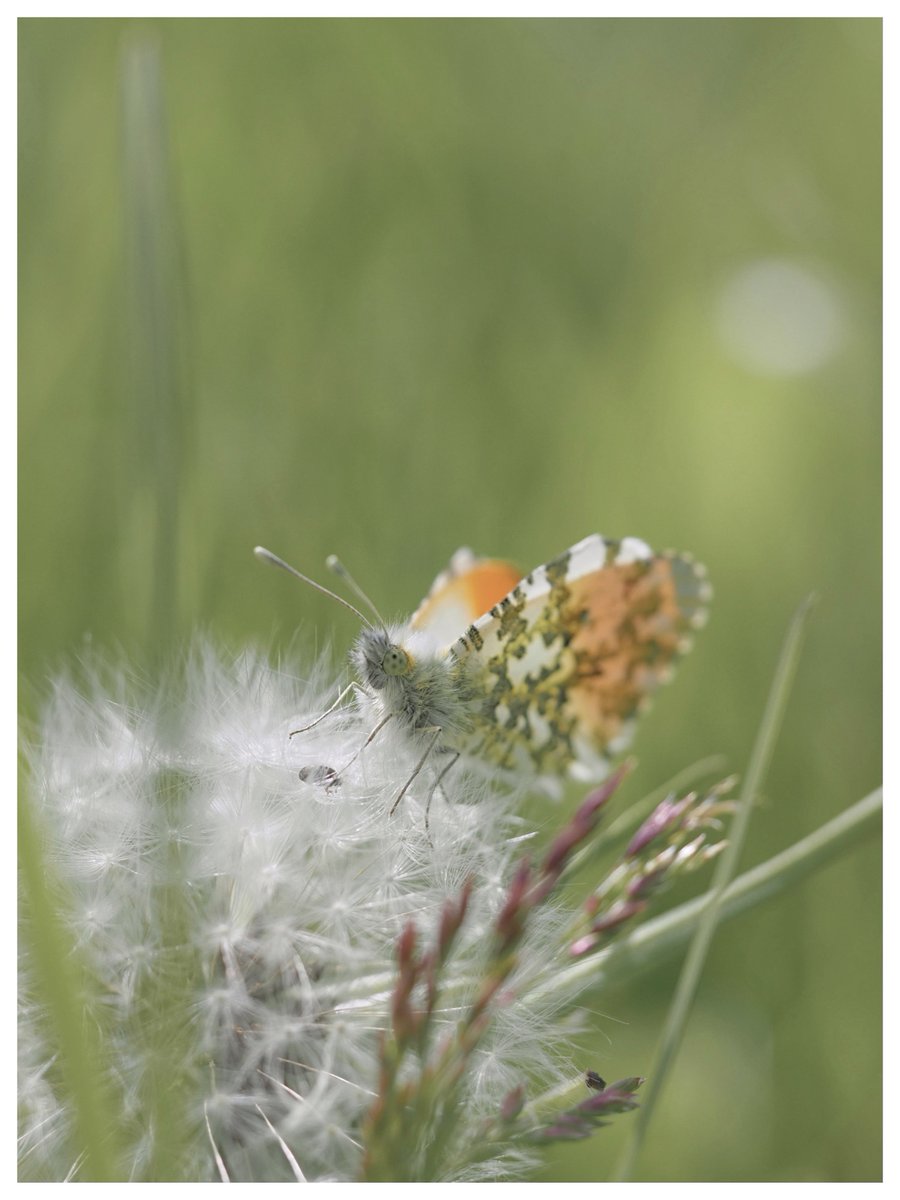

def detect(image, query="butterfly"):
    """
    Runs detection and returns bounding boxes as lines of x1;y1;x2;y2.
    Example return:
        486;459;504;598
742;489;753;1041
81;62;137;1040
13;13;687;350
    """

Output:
258;534;711;809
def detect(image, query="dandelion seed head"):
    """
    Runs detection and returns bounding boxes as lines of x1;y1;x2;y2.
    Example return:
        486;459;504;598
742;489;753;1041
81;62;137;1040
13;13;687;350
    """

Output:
21;642;553;1180
20;638;716;1180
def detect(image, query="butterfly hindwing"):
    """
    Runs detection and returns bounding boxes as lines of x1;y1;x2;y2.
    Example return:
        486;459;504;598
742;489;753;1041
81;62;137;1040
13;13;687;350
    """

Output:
447;534;711;784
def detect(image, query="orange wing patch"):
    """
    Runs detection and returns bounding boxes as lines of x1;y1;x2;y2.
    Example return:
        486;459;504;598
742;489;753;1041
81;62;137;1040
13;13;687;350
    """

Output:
425;559;522;623
411;552;522;647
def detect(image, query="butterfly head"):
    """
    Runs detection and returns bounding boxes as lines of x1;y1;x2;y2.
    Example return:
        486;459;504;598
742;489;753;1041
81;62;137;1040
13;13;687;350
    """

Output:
353;627;414;691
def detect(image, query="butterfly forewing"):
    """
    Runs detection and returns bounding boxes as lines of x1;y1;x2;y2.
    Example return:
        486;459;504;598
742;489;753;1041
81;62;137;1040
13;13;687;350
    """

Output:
410;548;522;649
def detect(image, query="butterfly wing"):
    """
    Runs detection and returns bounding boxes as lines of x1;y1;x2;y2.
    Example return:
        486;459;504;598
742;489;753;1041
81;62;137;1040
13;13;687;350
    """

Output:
409;548;523;649
448;534;711;786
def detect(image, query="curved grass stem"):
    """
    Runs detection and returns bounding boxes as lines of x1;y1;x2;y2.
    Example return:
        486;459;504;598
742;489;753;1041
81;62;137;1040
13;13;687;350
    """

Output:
613;593;816;1180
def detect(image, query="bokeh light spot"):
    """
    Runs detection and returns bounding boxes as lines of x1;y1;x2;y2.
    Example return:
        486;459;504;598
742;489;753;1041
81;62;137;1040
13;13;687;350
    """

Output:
716;258;847;377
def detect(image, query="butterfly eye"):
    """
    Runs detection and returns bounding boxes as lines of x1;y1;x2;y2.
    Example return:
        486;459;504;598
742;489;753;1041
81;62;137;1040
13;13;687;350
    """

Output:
381;646;411;677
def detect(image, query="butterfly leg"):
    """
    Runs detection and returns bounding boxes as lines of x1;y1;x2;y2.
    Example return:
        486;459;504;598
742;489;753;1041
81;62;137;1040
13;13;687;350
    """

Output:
390;727;442;817
424;751;460;840
302;712;394;789
339;711;394;773
289;682;356;737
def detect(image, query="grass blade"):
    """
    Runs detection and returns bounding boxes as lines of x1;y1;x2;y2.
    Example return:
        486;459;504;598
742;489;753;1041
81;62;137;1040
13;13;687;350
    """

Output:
120;33;188;659
613;594;818;1180
18;793;123;1181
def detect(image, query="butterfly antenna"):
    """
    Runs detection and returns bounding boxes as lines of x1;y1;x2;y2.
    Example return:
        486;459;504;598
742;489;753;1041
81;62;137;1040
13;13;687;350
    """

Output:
326;555;388;629
254;546;375;629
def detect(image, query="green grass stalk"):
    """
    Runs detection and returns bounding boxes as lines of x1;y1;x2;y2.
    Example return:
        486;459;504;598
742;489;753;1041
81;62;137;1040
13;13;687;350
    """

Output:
18;794;123;1181
613;595;818;1180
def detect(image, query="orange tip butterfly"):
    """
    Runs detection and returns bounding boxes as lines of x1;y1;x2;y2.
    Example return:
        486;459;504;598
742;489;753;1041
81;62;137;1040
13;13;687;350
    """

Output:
256;534;710;801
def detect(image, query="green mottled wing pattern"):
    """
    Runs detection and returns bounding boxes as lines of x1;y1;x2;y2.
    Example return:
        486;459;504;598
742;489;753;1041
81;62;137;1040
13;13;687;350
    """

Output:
446;534;710;787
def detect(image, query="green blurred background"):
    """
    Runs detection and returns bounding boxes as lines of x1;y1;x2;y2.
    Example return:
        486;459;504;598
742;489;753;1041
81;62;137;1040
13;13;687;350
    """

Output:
19;17;881;1182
